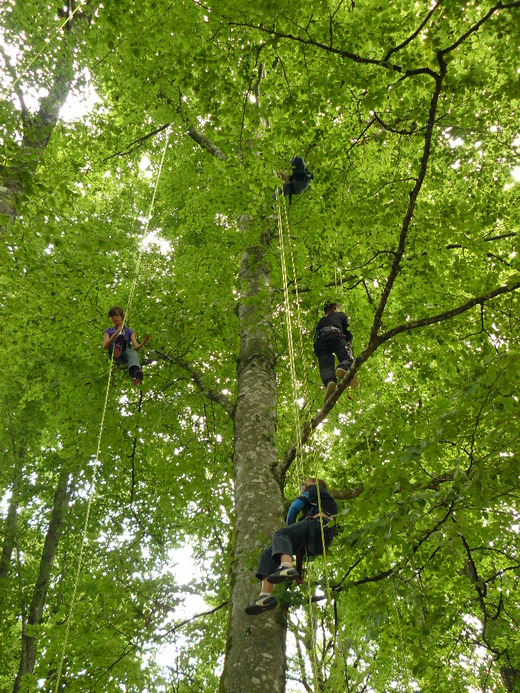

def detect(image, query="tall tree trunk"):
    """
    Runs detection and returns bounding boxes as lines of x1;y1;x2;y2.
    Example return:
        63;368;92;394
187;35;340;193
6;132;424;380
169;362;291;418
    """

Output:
12;465;73;693
220;244;288;693
0;15;76;235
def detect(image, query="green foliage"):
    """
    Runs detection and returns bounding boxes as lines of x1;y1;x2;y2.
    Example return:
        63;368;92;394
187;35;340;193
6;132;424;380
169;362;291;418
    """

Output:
1;0;520;691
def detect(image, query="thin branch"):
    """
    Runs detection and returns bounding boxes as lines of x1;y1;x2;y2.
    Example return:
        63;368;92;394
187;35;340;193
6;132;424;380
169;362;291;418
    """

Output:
159;601;228;638
447;232;517;249
99;123;171;163
373;112;420;136
345;116;377;155
383;1;443;63
239;51;263;149
315;502;456;600
439;2;520;57
86;645;137;693
227;20;404;73
154;351;235;418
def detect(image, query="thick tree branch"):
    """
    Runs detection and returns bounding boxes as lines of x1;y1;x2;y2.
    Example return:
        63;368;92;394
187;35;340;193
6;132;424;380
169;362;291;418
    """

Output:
279;279;520;475
0;45;29;118
157;90;227;161
330;470;456;502
369;66;446;343
375;280;520;347
1;9;79;234
185;120;227;161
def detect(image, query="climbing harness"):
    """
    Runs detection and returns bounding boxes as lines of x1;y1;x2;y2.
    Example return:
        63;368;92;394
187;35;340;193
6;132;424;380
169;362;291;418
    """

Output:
53;130;170;693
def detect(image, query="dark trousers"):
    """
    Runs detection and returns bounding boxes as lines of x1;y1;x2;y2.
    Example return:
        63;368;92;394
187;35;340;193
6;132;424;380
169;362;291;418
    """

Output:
314;335;353;386
255;519;333;580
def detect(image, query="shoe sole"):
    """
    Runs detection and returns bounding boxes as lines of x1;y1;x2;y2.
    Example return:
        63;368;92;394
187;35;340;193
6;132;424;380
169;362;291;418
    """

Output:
267;571;299;584
245;600;277;615
114;347;121;359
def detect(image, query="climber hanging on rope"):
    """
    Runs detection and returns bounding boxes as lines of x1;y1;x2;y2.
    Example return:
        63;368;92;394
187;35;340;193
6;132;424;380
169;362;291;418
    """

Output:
245;478;337;616
103;305;151;386
314;301;359;404
274;156;313;204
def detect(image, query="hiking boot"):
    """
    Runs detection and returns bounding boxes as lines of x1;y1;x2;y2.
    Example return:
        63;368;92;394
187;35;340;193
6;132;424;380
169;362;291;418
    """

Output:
267;566;300;584
245;594;278;616
324;381;336;402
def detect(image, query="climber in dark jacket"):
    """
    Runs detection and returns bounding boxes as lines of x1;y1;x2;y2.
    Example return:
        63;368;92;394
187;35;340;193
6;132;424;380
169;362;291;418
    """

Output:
314;302;358;403
274;156;313;204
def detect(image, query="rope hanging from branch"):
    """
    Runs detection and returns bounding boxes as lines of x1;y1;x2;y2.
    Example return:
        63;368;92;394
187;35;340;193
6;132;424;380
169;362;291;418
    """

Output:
53;130;170;693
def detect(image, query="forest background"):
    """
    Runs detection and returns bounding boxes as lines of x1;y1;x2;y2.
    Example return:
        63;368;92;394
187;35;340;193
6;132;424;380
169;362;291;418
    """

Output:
1;1;520;692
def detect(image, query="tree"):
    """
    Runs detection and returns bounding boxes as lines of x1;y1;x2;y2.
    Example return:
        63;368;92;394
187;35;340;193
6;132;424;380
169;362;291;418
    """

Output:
1;1;519;691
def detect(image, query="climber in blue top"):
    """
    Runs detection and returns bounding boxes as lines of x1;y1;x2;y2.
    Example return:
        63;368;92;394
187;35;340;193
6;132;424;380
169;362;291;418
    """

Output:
245;478;337;616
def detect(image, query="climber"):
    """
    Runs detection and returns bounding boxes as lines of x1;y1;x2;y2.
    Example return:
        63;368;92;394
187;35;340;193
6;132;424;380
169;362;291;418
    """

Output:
274;156;313;204
103;305;150;386
245;478;337;616
314;302;358;404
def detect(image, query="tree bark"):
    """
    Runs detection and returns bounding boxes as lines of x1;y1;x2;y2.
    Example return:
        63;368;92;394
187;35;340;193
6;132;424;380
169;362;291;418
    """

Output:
220;244;288;693
12;465;74;693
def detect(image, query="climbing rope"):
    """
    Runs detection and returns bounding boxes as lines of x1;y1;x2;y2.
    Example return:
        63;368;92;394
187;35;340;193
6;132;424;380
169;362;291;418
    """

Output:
53;131;170;692
277;194;334;604
275;193;338;690
275;193;321;684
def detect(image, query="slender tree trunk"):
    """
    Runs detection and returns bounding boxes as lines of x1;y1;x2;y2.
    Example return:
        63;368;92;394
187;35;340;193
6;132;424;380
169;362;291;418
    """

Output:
0;406;23;583
220;244;288;693
0;495;18;583
12;465;73;693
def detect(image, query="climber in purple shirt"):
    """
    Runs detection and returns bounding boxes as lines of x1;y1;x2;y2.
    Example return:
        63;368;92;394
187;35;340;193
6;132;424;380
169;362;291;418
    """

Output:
103;305;150;386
